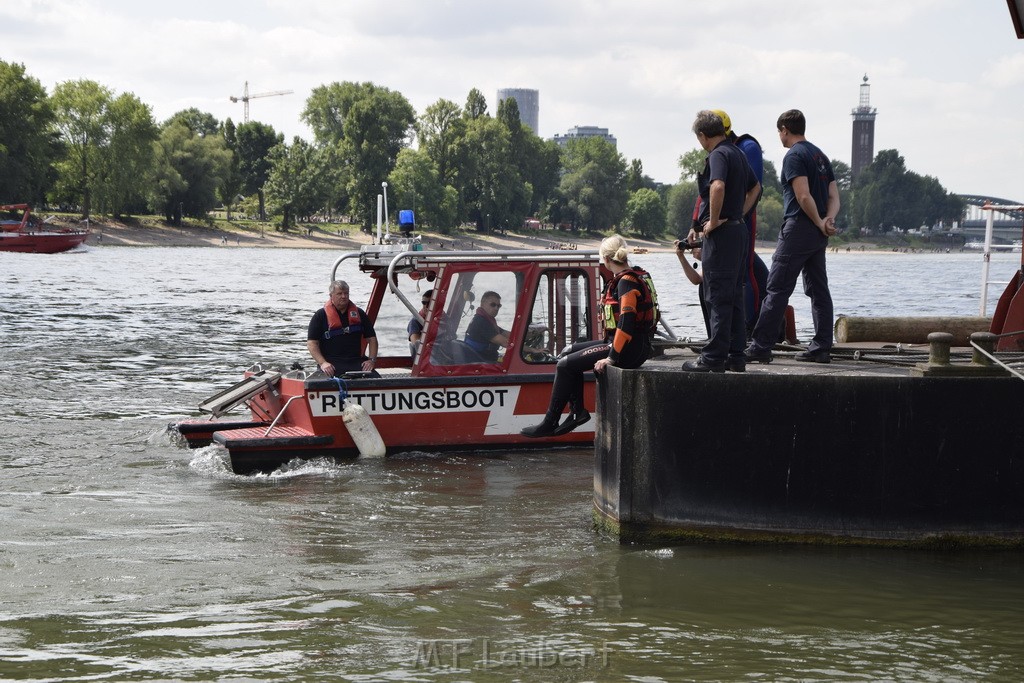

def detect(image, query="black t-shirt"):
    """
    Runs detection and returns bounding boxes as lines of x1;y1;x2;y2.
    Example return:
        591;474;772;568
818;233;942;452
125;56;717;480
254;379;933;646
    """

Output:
697;140;757;223
307;305;376;370
465;312;501;361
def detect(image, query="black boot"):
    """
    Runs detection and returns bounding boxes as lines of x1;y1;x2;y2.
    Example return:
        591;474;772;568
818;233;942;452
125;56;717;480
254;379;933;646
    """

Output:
552;409;592;436
521;415;560;438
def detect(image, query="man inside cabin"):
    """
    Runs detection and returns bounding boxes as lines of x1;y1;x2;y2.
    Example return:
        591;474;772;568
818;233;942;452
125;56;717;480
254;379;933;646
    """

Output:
463;291;509;362
407;289;432;358
307;280;379;377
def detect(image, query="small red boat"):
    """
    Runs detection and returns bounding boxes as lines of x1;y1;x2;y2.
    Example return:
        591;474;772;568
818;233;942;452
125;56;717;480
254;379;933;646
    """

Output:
172;241;677;474
0;204;88;253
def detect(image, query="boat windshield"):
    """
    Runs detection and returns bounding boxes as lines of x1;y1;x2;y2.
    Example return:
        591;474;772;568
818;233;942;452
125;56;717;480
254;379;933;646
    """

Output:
431;269;522;365
522;269;592;364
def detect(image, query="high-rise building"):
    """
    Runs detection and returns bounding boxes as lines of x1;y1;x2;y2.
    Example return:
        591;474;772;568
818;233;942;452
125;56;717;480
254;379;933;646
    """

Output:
551;125;617;148
497;88;539;132
851;74;877;181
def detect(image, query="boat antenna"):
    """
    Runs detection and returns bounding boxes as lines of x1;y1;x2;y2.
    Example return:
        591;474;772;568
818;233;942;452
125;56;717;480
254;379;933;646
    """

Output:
381;181;390;241
376;193;383;244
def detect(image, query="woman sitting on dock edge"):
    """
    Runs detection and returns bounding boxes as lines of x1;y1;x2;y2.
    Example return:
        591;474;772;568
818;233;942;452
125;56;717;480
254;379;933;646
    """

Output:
521;234;657;438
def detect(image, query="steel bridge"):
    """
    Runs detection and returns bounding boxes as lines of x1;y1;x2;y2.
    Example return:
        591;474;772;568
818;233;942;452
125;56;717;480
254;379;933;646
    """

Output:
958;194;1024;242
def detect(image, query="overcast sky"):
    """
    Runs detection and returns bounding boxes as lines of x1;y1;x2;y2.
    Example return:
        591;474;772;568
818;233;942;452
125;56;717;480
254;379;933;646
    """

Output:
4;0;1023;201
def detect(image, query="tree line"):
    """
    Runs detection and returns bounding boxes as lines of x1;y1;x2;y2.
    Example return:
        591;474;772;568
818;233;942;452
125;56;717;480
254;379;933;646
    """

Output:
1;60;963;239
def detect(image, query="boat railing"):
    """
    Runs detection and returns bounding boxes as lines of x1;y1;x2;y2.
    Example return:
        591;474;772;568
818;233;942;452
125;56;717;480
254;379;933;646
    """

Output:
384;248;603;322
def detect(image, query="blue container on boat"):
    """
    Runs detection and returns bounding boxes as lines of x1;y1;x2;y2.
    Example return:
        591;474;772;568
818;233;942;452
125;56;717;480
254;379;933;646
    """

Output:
399;210;415;228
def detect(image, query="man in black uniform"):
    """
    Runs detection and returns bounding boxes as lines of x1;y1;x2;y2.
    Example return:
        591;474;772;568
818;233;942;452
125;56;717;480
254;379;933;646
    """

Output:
307;280;379;377
682;110;761;373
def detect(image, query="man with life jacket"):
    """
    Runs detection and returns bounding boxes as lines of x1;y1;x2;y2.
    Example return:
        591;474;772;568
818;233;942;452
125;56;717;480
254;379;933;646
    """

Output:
521;234;656;438
463;291;510;362
682;110;761;373
307;280;379;377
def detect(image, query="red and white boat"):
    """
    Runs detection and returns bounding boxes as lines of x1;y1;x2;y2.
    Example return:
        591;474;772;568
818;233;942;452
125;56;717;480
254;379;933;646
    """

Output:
0;204;88;253
172;240;677;473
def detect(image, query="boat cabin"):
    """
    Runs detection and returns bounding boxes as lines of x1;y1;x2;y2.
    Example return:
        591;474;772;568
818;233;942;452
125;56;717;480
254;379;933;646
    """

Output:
343;241;608;377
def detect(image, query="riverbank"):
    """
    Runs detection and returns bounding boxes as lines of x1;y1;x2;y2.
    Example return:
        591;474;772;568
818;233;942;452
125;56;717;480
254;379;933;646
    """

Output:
62;215;950;254
78;216;633;252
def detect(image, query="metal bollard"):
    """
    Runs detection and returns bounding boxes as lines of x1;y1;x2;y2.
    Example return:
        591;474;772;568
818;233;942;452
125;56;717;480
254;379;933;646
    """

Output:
927;332;953;366
970;331;997;366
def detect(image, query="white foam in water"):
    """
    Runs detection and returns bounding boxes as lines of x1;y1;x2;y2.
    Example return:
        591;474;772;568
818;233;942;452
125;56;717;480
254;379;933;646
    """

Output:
187;445;235;477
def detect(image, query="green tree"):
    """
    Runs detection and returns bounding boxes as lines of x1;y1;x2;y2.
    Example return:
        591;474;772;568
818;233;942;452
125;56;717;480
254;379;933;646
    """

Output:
302;81;415;230
520;134;561;217
0;61;58;204
677;148;705;182
755;159;785;239
625;187;666;238
416;98;465;188
557;137;628;232
761;159;782;197
218;118;243;220
165;108;220;137
849;149;962;232
495;95;560;218
464;88;488;119
95;92;158;218
264;137;331;230
150;118;231;224
666;180;699;238
388;148;452;230
756;194;784;241
235;121;282;220
457;116;529;232
50;79;112;218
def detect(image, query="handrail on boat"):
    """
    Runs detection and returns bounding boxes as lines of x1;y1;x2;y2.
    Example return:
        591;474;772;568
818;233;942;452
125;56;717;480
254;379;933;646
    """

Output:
264;394;305;437
335;244;678;342
329;251;363;283
384;248;603;323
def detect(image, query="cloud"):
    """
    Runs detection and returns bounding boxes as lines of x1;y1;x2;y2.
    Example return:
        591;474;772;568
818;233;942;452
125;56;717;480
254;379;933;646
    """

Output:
3;0;1023;199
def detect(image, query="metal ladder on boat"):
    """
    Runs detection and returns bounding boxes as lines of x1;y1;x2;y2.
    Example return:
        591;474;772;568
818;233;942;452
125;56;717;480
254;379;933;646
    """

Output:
197;369;282;418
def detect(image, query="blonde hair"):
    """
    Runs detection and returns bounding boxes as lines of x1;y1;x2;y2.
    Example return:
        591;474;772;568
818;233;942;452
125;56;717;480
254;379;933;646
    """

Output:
599;235;629;265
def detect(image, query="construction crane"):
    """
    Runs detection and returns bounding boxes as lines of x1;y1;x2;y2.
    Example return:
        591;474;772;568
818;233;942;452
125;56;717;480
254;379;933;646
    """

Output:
229;81;293;123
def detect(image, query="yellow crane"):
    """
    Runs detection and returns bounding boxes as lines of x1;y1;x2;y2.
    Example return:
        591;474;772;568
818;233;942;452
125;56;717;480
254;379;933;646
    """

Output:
229;81;293;123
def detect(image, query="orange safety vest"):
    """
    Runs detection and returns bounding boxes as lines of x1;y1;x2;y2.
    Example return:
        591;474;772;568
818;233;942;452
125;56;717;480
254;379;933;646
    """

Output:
601;267;659;333
323;302;363;339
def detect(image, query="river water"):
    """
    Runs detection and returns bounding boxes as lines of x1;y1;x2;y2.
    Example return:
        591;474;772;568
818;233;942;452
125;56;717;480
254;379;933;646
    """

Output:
2;245;1023;681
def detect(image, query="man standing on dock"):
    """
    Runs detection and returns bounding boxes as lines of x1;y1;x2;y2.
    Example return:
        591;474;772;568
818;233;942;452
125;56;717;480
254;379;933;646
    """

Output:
745;109;839;365
682;110;761;372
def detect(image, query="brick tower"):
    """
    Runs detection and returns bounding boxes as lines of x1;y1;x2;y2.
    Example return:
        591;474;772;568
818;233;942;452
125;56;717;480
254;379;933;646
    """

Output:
851;75;877;181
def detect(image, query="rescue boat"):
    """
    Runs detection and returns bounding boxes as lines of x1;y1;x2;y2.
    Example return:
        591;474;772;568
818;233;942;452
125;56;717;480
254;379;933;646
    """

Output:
172;239;677;474
0;204;88;254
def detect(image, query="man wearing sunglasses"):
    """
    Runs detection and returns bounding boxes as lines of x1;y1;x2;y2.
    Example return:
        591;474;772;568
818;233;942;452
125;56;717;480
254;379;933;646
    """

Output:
463;291;510;362
407;289;433;358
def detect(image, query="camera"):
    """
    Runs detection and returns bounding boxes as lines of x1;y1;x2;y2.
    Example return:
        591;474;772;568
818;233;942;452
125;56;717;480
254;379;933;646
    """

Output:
677;239;702;251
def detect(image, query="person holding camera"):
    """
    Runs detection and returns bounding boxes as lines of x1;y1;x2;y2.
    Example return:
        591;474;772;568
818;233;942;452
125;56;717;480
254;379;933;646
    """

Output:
674;238;710;339
681;111;761;373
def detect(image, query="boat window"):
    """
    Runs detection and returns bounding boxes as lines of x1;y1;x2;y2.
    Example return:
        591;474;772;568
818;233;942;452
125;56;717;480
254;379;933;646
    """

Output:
431;270;520;365
522;269;592;364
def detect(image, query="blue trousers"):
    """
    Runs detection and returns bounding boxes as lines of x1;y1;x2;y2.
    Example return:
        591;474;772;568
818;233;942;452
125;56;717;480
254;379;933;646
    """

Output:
750;214;834;353
700;220;748;364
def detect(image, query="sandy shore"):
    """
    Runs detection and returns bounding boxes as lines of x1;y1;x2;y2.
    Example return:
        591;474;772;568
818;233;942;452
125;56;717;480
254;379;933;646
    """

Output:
69;215;907;254
78;216;644;252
